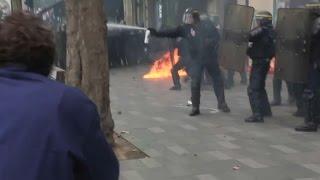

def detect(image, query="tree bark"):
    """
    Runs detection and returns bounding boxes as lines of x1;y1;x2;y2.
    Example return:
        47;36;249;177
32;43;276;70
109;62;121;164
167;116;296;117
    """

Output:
11;0;22;11
65;0;115;144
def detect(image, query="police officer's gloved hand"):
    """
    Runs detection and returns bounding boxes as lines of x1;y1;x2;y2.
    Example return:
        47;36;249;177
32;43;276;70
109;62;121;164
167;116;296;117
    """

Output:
148;28;157;36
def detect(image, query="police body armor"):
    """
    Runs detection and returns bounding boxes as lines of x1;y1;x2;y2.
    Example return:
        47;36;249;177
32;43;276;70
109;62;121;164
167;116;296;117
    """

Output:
247;25;275;60
275;8;313;83
219;4;254;72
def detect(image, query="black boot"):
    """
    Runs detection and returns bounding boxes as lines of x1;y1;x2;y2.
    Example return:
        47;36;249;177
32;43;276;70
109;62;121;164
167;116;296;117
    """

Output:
218;103;231;113
189;107;200;116
245;114;264;123
295;123;318;132
169;86;181;91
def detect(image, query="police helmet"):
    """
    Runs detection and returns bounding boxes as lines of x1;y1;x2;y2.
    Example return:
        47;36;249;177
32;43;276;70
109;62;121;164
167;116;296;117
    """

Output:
306;3;320;16
306;4;320;34
182;8;200;24
255;11;272;21
182;8;193;24
255;11;272;26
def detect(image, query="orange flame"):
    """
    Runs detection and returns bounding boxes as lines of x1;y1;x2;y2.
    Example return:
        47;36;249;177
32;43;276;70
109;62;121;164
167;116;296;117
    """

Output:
269;58;275;74
143;48;187;79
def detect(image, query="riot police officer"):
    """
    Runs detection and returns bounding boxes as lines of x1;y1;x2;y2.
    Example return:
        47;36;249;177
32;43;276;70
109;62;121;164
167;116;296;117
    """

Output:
295;14;320;132
169;9;195;91
245;11;275;123
170;38;188;91
188;14;230;116
149;9;230;116
149;8;193;91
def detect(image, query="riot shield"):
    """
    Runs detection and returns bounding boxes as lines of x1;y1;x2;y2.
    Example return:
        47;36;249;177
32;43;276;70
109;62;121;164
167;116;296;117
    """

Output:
219;5;254;72
275;8;312;83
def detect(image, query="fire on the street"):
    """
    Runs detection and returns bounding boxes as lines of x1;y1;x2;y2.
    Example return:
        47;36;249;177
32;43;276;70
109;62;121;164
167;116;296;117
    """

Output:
143;49;276;79
143;48;187;79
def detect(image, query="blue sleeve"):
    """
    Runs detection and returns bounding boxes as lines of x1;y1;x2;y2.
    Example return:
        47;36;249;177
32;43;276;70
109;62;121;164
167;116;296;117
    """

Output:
82;109;119;180
59;87;119;180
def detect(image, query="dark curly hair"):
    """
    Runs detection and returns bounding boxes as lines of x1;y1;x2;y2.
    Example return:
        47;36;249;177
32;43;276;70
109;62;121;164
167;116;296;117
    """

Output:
0;12;55;76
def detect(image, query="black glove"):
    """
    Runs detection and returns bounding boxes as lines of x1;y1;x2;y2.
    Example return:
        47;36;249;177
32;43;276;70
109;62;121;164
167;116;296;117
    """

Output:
148;28;157;36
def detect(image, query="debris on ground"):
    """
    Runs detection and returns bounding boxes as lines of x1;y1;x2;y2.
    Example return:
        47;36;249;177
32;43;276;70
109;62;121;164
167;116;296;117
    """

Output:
232;165;241;171
120;131;130;135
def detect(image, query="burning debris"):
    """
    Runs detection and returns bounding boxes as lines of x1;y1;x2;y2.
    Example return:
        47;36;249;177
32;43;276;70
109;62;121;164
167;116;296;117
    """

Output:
143;48;187;79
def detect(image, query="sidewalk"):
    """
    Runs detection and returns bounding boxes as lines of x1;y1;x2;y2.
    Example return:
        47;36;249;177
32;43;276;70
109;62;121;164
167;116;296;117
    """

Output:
110;65;320;180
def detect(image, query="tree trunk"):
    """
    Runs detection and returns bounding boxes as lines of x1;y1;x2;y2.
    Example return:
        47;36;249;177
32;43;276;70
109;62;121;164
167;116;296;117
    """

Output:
11;0;22;11
65;0;115;144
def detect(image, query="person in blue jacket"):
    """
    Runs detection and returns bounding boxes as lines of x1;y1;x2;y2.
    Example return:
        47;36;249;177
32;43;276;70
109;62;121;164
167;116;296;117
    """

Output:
0;12;119;180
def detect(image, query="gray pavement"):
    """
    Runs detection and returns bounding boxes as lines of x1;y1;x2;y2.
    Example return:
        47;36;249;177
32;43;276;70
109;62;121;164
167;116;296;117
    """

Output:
110;66;320;180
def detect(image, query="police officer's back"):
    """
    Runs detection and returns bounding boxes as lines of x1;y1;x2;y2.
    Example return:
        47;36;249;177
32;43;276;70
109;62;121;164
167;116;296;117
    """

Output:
245;11;275;123
295;13;320;132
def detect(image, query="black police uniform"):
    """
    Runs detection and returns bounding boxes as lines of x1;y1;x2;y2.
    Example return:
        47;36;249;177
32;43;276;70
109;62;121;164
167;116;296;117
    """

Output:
292;82;307;117
271;78;295;106
225;70;248;89
295;21;320;132
170;38;191;90
149;24;194;89
171;59;184;90
189;19;230;115
149;20;230;116
245;22;275;122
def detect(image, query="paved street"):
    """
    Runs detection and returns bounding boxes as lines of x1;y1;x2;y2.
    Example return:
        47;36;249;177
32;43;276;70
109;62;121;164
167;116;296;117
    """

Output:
110;65;320;180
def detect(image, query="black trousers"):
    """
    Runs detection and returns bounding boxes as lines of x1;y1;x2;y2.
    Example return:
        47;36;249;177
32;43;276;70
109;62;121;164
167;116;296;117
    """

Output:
171;59;184;87
303;68;320;125
248;59;272;117
272;78;295;103
292;83;306;113
190;60;226;108
226;70;247;86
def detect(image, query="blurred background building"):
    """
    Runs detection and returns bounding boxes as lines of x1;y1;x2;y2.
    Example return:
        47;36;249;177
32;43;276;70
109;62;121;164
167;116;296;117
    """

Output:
2;0;319;69
3;0;319;29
